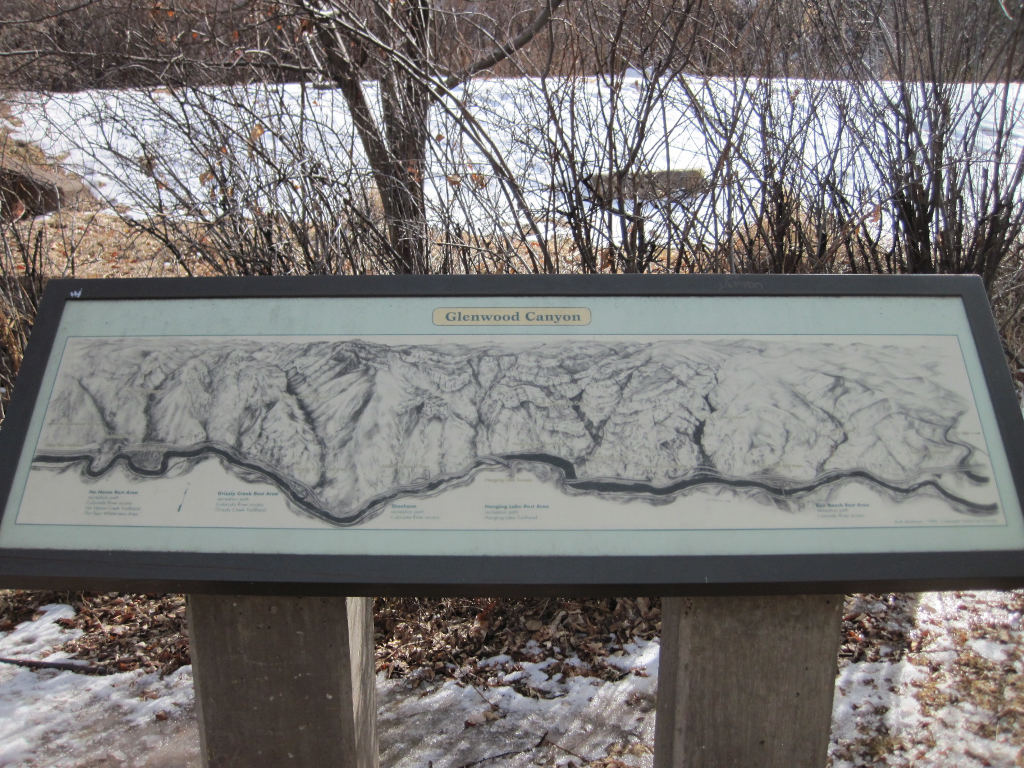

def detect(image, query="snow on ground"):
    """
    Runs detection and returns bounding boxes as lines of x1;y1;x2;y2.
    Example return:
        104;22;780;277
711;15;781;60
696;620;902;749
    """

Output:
0;591;1020;767
0;605;193;767
831;592;1024;768
4;77;1022;239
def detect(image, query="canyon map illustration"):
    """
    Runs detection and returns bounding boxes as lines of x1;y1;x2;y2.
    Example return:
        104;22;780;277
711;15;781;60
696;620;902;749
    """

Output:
17;333;1003;532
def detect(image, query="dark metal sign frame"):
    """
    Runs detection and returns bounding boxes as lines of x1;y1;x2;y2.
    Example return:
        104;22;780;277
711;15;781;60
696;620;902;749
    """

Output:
1;274;1022;596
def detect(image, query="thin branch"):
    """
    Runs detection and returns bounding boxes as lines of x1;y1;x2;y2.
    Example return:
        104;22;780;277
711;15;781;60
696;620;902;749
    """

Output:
0;47;311;77
456;731;551;768
444;0;567;88
0;0;103;26
0;656;112;675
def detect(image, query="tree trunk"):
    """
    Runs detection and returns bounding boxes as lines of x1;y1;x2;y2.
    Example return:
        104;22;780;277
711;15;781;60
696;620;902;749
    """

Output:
308;0;563;274
377;0;432;274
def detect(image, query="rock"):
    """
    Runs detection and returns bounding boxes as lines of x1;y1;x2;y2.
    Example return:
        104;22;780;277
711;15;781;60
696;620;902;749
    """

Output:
0;153;90;220
585;168;706;208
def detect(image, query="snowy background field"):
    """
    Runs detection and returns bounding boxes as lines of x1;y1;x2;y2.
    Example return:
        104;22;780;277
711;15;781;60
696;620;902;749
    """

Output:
0;590;1021;768
4;76;1023;240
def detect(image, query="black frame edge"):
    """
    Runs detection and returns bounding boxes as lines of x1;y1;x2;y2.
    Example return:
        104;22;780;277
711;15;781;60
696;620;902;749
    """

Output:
1;274;1021;596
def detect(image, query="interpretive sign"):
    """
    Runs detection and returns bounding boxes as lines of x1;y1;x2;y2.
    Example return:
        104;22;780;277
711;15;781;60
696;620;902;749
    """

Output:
1;275;1023;594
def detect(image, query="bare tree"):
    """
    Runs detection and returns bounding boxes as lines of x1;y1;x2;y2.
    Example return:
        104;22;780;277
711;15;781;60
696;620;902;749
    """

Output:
294;0;565;272
523;0;706;273
809;0;1024;285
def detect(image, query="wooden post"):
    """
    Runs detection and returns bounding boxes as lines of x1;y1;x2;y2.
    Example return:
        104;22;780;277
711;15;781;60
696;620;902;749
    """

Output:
187;595;377;768
654;594;843;768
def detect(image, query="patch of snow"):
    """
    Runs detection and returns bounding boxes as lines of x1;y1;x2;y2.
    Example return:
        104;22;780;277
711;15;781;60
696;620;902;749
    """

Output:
478;653;512;668
831;591;1024;768
967;638;1010;662
0;607;198;767
604;640;659;673
0;604;79;658
379;641;659;767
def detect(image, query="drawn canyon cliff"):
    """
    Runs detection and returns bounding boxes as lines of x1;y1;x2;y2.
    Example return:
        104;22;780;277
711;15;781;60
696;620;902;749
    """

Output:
31;336;999;525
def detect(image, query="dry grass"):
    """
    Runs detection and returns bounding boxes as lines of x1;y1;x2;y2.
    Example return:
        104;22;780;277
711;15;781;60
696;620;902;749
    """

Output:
6;210;195;279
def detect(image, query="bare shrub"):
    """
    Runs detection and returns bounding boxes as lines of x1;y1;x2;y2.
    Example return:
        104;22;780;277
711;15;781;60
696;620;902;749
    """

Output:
2;0;1021;289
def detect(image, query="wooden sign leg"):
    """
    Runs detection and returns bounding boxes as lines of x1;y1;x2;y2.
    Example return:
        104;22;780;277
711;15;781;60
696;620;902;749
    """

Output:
188;595;378;768
654;594;843;768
